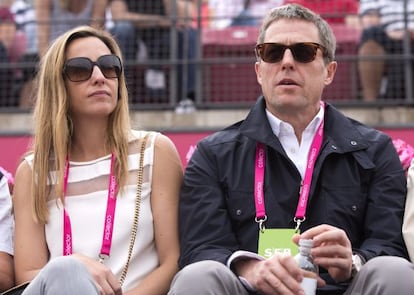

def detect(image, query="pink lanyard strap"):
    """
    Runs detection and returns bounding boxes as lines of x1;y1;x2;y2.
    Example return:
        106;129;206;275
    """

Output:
254;143;267;232
63;153;118;263
293;118;324;231
254;104;325;232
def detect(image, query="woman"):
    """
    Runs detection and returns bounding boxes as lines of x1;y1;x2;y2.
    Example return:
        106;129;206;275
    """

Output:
12;25;182;295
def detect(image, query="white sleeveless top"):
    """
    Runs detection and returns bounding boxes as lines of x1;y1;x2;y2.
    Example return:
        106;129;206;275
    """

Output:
25;130;158;291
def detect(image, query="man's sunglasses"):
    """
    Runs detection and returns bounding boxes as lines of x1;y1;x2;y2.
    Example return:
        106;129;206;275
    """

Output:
255;42;327;63
63;54;122;82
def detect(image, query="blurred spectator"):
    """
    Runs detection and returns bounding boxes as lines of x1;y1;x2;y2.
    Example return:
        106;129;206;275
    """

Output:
35;0;107;57
109;0;197;112
358;0;414;101
0;6;17;107
16;50;39;108
283;0;359;26
207;0;283;29
207;0;246;28
14;0;107;109
10;0;39;109
11;0;37;55
0;6;15;58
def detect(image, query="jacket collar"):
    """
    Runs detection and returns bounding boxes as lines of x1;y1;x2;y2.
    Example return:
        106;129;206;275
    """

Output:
240;96;370;153
239;97;282;151
322;104;370;154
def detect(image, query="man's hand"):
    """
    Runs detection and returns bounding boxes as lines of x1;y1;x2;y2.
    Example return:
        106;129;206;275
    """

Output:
293;224;353;282
235;253;325;295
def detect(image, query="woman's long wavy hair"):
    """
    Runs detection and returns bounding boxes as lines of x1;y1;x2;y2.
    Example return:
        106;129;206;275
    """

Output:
32;25;131;223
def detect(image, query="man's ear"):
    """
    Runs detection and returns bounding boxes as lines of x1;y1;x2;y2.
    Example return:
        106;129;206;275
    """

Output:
324;61;337;86
255;61;263;86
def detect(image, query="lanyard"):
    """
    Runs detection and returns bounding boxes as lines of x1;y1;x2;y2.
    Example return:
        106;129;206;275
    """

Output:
254;143;267;231
254;108;324;232
63;153;118;263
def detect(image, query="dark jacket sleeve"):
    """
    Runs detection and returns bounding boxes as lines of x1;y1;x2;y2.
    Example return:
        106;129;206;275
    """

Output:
356;133;409;260
178;138;241;268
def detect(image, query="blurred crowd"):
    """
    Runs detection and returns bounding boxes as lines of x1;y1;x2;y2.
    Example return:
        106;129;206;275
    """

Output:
0;0;412;110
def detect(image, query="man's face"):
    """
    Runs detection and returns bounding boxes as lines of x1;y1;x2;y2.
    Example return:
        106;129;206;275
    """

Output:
255;19;337;118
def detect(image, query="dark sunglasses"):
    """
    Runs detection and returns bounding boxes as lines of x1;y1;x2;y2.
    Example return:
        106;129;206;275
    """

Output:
63;54;122;82
255;42;327;63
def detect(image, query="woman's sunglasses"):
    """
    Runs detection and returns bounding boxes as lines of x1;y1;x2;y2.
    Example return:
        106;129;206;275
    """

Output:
255;42;327;63
63;54;122;82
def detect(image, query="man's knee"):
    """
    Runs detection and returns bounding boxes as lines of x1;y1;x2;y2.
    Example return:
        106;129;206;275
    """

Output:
362;256;412;276
357;256;414;292
169;260;242;295
173;260;233;283
358;39;385;56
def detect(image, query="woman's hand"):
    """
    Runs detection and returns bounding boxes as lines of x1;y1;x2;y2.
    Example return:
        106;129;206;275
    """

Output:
72;253;122;295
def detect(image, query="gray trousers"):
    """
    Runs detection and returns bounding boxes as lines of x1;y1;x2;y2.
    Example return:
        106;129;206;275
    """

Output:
22;256;99;295
168;256;414;295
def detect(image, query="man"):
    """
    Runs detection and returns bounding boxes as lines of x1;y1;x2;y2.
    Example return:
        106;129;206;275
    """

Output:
168;4;414;295
358;0;414;100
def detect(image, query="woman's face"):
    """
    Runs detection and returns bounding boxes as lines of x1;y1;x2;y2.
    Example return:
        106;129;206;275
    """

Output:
64;36;119;121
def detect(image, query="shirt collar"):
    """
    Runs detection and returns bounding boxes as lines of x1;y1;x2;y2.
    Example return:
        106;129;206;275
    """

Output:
265;105;325;138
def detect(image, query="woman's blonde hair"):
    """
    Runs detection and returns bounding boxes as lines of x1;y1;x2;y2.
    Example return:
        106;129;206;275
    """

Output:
32;25;131;223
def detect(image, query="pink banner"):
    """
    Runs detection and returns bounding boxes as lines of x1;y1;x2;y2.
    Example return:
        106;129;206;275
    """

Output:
0;128;413;177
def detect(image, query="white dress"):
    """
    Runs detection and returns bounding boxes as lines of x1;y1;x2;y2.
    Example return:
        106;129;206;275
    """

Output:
25;130;159;291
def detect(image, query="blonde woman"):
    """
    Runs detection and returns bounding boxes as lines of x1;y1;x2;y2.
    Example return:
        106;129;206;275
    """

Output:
13;26;182;295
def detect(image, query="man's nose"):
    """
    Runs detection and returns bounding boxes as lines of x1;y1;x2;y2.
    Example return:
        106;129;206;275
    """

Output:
280;48;296;64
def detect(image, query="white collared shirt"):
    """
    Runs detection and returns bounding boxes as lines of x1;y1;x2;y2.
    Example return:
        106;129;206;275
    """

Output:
265;106;324;179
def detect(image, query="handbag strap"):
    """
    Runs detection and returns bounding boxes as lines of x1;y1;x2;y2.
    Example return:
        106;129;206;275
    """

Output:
119;132;151;286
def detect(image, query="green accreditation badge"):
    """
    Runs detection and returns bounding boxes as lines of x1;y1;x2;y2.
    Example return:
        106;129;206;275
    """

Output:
258;229;299;258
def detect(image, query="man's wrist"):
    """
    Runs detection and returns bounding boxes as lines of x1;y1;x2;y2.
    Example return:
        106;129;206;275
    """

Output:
227;251;264;292
351;253;365;278
227;250;264;270
238;275;257;292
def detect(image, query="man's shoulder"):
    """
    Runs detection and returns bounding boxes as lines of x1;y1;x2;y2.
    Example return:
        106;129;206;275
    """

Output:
326;105;391;146
348;116;390;141
200;120;246;147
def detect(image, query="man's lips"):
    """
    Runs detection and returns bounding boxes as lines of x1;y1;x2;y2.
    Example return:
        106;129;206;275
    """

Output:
277;78;298;86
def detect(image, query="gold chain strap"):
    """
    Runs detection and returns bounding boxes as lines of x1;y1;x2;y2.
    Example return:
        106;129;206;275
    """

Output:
119;132;150;286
